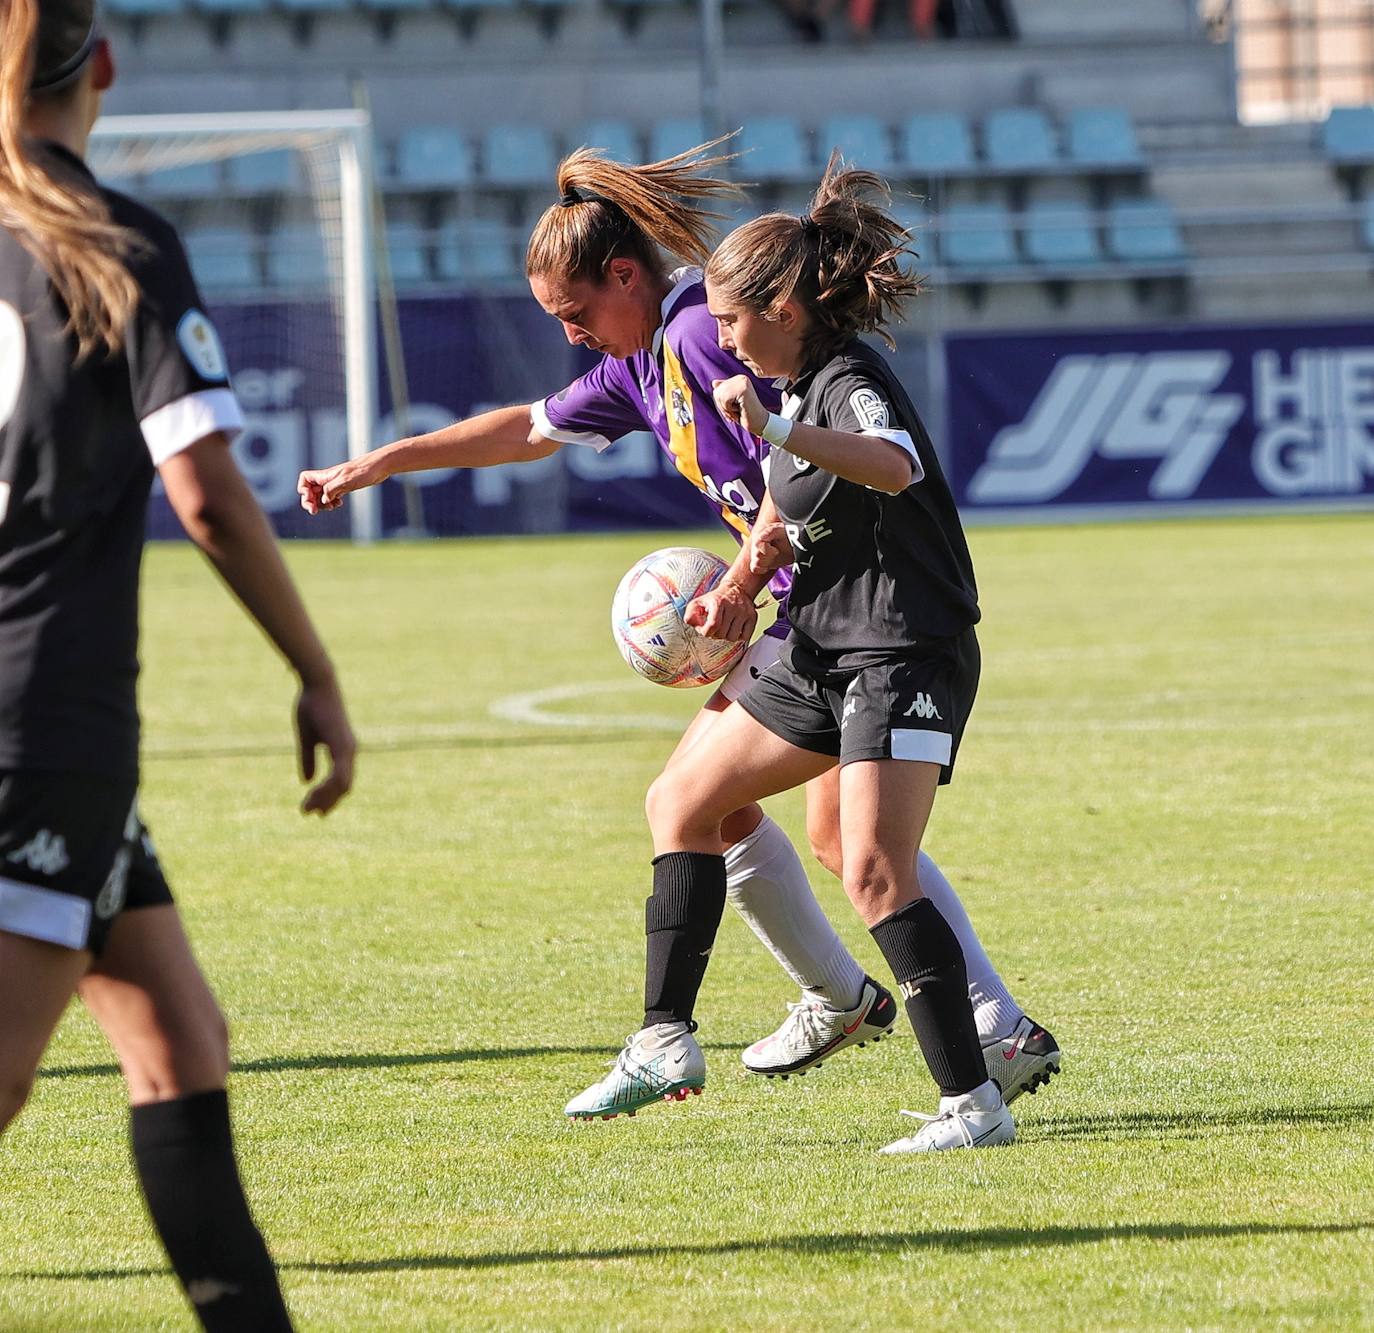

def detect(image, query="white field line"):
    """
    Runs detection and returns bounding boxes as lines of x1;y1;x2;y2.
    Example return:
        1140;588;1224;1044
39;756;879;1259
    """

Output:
488;682;688;732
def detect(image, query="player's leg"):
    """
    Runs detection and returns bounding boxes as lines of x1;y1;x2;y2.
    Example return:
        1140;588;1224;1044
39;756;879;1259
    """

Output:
805;766;1061;1099
672;639;868;1015
837;757;1014;1154
78;825;293;1333
565;704;834;1121
0;932;90;1134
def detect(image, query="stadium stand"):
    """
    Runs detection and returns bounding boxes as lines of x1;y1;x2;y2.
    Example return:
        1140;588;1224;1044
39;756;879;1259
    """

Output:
95;0;1374;326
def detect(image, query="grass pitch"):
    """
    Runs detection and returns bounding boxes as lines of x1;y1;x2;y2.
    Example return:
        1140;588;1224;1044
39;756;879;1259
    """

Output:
2;514;1371;1331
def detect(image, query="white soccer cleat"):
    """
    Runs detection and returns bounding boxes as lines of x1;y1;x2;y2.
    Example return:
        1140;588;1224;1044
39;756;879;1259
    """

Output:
878;1081;1016;1154
564;1022;706;1121
981;1015;1062;1103
742;977;898;1079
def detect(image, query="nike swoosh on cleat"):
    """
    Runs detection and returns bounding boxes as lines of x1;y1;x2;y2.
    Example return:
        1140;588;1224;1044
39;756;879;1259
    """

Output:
1001;1034;1025;1060
843;1005;873;1036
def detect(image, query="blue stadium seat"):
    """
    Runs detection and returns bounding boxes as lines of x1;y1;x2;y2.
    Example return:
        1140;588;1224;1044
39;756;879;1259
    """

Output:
983;108;1058;172
435;221;519;282
1363;196;1374;250
196;0;268;12
1024;201;1102;266
385;222;431;285
265;226;331;289
1066;107;1143;170
369;0;434;8
939;203;1018;268
395;126;475;190
184;227;259;291
141;160;221;198
740;116;811;181
1106;198;1186;262
572;120;640;165
898;112;975;176
820;115;895;173
481;125;557;188
1321;105;1374;162
104;0;186;14
275;0;350;10
649;117;708;164
227;150;297;195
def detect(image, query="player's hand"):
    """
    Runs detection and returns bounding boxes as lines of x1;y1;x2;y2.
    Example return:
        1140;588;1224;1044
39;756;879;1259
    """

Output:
295;674;356;815
297;460;366;515
749;520;794;576
684;581;758;642
712;375;769;437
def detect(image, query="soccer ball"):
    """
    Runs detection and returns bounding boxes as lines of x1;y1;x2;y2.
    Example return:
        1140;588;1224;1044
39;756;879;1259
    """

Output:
611;546;748;688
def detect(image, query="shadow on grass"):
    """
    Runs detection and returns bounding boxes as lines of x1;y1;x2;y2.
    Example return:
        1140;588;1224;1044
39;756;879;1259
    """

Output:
144;731;644;763
38;1043;749;1082
1038;1101;1374;1142
12;1220;1372;1284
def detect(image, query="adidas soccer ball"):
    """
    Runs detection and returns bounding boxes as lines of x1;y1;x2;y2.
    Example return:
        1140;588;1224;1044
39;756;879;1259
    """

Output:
611;546;748;688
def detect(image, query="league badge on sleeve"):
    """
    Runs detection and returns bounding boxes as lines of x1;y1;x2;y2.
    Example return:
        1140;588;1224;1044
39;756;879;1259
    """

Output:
176;310;230;383
849;386;890;430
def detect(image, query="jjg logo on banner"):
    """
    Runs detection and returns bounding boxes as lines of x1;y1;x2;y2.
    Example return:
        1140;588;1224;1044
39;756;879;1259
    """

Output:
949;326;1374;510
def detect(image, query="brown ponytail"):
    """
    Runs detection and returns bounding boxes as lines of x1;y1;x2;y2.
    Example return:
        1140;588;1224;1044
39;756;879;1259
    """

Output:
0;0;141;360
525;135;743;285
704;151;923;367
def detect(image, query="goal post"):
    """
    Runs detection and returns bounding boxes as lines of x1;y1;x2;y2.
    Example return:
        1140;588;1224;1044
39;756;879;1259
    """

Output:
88;110;383;544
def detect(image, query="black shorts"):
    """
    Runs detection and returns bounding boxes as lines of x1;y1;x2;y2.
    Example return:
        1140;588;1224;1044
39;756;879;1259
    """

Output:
738;629;980;784
0;771;173;956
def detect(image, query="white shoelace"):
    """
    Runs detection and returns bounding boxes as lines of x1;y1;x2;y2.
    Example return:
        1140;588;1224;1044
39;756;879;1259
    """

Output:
895;1107;976;1149
779;1000;830;1046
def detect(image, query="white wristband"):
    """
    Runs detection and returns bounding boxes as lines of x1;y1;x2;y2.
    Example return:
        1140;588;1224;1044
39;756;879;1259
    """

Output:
760;412;794;447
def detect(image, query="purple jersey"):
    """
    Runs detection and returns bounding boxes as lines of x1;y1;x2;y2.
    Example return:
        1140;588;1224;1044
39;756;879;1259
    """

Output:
532;269;793;626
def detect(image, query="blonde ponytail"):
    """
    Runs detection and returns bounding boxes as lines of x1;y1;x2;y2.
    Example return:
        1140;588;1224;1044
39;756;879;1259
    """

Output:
526;135;743;284
0;0;142;359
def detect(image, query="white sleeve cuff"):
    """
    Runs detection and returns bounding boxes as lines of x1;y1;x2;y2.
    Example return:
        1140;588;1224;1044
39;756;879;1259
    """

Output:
861;428;924;486
530;399;613;453
141;388;245;466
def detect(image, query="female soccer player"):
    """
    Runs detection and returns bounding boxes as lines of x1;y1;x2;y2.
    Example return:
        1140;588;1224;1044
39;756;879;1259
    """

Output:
297;144;1058;1117
568;156;1020;1152
0;3;355;1326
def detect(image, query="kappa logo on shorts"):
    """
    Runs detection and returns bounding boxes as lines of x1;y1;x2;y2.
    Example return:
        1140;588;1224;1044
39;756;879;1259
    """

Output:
94;846;132;920
6;829;70;877
904;693;943;721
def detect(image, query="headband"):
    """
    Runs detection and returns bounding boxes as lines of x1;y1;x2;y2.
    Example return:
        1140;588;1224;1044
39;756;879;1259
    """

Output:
32;4;100;93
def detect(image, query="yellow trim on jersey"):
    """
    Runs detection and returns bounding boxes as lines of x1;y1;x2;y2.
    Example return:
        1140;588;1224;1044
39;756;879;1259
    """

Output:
662;336;750;540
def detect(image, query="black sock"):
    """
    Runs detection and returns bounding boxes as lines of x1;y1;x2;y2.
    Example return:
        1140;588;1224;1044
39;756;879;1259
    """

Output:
869;898;987;1097
642;851;727;1028
130;1090;293;1333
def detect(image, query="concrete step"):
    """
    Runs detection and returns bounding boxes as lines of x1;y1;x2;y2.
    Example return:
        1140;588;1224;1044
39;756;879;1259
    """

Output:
1151;161;1348;211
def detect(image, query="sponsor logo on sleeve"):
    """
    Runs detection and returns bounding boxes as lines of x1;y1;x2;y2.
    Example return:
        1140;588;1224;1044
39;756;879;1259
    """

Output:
176;310;230;383
848;386;890;430
0;300;25;432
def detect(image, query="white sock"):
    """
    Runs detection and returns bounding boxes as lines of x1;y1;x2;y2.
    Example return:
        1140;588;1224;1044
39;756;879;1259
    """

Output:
724;816;867;1010
916;851;1025;1042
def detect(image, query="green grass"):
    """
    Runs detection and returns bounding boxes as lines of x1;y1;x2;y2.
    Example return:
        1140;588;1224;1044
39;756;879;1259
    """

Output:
2;514;1372;1331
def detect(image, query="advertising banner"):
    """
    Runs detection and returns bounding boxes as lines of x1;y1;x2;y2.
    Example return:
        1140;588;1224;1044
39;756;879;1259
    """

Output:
149;294;726;540
945;321;1374;515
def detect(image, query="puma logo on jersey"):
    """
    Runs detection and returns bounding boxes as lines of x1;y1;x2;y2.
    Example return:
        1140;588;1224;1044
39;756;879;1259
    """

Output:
904;693;942;720
6;829;70;877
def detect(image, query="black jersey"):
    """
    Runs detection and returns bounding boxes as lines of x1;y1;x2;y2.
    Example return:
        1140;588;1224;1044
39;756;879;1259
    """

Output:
767;338;979;671
0;142;243;779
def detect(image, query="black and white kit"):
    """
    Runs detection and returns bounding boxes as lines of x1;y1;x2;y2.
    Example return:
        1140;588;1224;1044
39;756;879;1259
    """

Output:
0;142;244;952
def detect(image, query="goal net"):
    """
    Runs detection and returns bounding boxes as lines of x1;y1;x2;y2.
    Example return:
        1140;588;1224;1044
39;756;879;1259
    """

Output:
87;110;384;543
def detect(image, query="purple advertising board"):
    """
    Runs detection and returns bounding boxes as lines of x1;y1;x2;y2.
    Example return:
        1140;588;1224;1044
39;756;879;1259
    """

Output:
945;321;1374;515
149;294;726;540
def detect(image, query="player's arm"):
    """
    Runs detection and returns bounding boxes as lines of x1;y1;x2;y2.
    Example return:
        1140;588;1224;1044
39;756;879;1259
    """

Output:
162;435;356;815
683;491;781;641
297;405;559;515
712;375;915;495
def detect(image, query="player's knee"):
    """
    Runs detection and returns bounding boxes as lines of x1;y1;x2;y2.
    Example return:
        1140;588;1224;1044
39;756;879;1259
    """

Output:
841;848;904;913
145;995;230;1099
808;824;843;880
